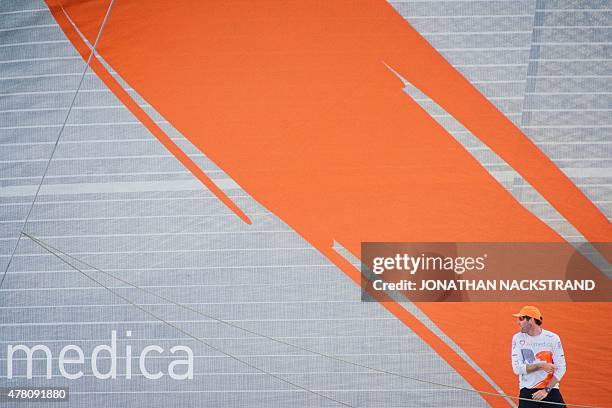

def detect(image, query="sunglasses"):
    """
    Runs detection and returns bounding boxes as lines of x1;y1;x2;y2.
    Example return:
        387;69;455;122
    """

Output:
518;316;532;321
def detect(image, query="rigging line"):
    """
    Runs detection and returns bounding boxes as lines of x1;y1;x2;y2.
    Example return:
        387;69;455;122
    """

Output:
22;232;354;408
21;232;599;408
0;0;116;290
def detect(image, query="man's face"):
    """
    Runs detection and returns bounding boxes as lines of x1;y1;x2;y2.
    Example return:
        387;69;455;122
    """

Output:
517;316;532;332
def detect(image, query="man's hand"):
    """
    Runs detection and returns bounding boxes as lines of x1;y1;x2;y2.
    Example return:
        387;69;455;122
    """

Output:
532;389;549;401
539;363;555;373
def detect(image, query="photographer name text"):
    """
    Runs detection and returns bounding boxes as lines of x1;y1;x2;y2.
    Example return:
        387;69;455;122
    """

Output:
373;279;596;292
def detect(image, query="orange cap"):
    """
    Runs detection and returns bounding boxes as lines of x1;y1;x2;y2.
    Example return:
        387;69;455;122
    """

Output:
512;305;542;320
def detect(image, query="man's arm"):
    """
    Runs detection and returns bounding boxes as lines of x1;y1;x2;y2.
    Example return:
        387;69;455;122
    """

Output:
511;338;555;375
526;362;555;374
511;338;527;375
547;376;560;389
551;336;567;381
532;375;561;401
533;337;566;401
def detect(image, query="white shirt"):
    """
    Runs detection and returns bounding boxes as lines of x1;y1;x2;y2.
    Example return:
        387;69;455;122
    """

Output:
511;329;567;389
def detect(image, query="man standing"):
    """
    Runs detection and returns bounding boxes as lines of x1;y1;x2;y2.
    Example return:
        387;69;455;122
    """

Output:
511;305;567;407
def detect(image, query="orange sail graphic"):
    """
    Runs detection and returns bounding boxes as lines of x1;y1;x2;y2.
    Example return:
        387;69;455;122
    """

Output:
47;0;612;406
